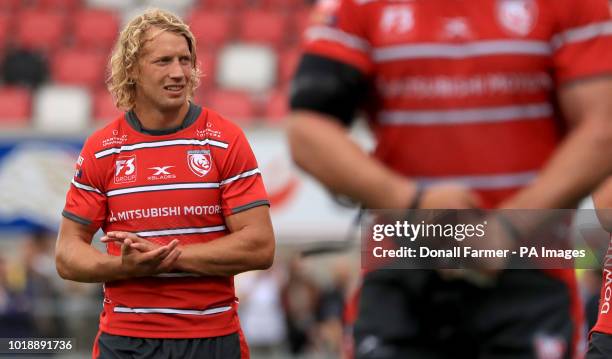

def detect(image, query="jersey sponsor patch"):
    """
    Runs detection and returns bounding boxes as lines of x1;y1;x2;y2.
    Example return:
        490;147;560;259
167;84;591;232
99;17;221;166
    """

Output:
147;166;176;181
496;0;538;37
380;5;414;35
114;155;137;184
187;150;212;177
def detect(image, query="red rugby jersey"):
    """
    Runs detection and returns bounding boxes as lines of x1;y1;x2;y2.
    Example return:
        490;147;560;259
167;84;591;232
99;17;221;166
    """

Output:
302;0;612;346
305;0;612;207
63;103;269;338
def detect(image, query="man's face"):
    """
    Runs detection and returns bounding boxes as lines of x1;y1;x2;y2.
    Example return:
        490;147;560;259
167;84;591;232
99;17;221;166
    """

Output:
134;27;192;112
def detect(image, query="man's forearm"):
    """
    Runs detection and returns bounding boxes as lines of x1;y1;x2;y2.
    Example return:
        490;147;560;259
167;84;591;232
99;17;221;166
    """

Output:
501;117;612;209
288;111;417;209
174;230;274;277
56;239;127;283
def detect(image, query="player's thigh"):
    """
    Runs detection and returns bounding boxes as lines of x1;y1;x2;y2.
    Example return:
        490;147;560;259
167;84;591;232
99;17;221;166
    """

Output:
587;332;612;359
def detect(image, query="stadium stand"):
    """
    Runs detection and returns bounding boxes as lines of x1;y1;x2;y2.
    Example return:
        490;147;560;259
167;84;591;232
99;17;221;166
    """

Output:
0;0;314;129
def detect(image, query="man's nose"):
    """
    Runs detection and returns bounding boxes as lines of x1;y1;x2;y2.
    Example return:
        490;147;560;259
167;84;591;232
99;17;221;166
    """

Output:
168;59;185;79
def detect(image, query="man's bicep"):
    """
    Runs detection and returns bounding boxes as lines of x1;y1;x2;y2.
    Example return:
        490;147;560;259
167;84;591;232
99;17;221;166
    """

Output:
225;205;272;234
57;216;99;248
558;77;612;127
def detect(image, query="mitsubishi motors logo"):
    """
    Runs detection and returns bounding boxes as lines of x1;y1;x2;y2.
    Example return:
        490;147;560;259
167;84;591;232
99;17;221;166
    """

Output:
147;166;176;181
114;155;137;184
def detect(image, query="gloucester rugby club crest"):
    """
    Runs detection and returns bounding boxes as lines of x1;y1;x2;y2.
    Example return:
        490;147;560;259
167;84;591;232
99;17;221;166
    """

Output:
187;150;212;177
496;0;538;37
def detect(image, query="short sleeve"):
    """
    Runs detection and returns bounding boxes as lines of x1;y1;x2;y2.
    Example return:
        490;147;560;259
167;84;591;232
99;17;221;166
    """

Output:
62;140;107;228
219;130;269;217
552;0;612;84
302;0;374;75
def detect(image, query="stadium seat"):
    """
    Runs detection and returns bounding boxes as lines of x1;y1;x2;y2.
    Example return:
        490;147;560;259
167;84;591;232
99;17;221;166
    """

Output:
94;89;122;123
278;47;301;85
73;9;119;51
188;11;234;50
206;90;256;124
0;87;31;125
33;85;92;132
217;44;277;92
198;0;247;11
264;89;288;124
238;10;288;46
85;0;135;12
37;0;82;11
52;49;106;89
17;10;66;51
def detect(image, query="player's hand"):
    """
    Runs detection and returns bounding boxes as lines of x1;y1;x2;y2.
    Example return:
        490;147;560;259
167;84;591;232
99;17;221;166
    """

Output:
102;232;181;276
102;231;160;252
420;184;481;209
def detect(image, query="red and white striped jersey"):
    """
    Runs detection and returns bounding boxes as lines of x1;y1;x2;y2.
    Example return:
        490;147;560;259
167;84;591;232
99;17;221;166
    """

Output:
63;103;269;338
304;0;612;208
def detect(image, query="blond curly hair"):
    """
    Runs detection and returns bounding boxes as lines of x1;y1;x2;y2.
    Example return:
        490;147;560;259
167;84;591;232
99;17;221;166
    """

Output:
107;8;201;110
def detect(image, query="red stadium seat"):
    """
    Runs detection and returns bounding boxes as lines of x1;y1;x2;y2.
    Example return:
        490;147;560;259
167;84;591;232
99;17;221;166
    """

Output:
37;0;82;11
264;89;288;124
239;10;288;47
198;0;247;11
73;9;119;51
52;49;107;88
17;10;66;51
94;89;122;123
278;47;301;85
0;87;31;125
188;11;234;50
206;90;256;124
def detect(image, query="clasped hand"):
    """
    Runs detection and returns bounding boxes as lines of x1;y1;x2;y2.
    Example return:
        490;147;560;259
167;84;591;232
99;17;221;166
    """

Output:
101;232;181;277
